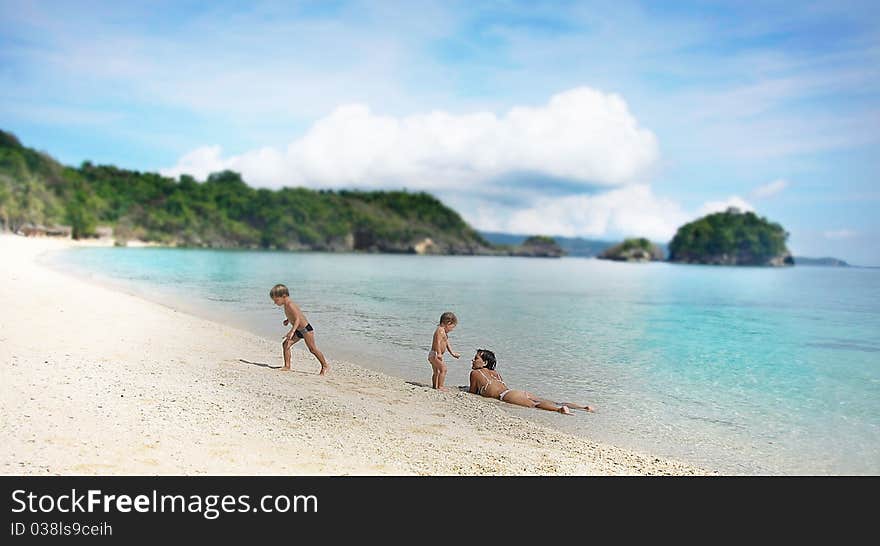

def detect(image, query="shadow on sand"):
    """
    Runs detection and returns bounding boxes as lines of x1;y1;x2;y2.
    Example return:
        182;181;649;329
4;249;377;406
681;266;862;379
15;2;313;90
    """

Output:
238;358;323;375
238;358;281;369
405;381;469;392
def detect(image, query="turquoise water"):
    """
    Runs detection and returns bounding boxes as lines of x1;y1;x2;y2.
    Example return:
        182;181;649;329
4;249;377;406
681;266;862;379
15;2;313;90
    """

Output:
51;248;880;474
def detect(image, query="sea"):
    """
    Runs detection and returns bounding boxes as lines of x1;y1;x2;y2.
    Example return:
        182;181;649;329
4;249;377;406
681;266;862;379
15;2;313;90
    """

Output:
47;247;880;475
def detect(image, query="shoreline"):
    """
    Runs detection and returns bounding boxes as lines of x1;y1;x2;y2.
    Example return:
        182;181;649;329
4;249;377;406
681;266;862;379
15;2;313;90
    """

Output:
1;234;711;475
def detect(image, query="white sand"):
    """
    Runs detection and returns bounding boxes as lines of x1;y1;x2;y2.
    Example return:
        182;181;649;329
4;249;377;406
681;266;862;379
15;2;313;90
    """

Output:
0;234;710;475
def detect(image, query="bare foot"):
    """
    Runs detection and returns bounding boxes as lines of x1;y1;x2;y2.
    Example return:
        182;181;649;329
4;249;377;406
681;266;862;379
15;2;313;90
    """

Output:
279;366;291;372
562;402;595;412
319;365;329;376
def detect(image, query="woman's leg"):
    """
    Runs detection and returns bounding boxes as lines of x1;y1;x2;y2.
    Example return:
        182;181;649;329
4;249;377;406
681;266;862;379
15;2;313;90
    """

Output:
500;390;571;414
529;394;572;414
560;402;595;412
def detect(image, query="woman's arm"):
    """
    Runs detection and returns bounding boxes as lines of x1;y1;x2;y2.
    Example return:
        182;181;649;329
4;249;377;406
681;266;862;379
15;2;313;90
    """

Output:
468;370;480;394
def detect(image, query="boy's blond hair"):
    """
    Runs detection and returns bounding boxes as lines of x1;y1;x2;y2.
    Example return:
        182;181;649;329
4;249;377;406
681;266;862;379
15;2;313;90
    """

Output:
439;311;458;325
269;284;289;298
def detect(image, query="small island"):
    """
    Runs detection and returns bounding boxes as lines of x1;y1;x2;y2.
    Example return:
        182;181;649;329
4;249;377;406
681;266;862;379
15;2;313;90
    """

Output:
668;207;793;266
485;235;565;257
510;235;565;258
597;237;663;262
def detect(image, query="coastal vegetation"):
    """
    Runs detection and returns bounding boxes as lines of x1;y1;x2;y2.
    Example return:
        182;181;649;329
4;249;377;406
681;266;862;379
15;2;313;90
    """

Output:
668;208;793;266
598;238;663;262
0;129;495;253
0;130;799;265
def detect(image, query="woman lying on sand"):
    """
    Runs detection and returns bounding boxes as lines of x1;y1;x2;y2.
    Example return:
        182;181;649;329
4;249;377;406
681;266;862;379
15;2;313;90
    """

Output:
468;349;594;414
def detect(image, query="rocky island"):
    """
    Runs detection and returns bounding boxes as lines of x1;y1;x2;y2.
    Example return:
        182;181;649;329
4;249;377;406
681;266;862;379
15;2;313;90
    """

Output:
510;235;565;258
668;207;793;266
597;237;664;262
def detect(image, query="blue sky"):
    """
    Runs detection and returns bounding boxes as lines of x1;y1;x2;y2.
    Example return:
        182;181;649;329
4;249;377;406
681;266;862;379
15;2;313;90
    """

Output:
2;0;878;263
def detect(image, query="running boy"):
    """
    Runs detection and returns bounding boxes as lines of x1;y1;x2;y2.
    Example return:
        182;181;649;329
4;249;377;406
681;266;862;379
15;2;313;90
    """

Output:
427;311;460;390
270;284;330;375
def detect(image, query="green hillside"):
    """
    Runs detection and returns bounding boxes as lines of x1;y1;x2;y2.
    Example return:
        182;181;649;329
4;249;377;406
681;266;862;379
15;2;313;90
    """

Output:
668;208;793;266
0;130;491;254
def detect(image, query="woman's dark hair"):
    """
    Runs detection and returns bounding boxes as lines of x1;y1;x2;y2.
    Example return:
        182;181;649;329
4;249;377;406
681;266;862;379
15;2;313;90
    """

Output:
477;349;496;370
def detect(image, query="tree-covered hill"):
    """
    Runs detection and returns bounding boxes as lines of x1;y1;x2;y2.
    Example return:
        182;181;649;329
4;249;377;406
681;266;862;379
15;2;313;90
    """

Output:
668;208;793;266
0;129;492;254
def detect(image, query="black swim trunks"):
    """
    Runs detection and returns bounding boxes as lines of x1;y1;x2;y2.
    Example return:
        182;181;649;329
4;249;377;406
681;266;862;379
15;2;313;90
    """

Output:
294;323;314;339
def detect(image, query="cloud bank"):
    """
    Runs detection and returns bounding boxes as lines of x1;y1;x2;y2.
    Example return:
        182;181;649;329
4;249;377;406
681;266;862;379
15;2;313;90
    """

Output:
161;87;659;189
162;86;759;242
469;185;754;241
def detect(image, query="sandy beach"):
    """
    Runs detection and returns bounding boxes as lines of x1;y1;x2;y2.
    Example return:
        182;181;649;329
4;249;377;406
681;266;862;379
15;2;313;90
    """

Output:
0;234;709;475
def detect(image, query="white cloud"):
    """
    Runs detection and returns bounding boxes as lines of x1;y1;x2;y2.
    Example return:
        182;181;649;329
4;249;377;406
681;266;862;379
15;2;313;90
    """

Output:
496;185;687;241
824;229;857;240
466;185;757;242
751;178;789;198
161;87;659;190
160;84;767;244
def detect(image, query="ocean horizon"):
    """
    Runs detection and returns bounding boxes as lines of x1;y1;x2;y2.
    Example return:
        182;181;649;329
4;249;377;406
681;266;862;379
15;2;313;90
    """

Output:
48;246;880;475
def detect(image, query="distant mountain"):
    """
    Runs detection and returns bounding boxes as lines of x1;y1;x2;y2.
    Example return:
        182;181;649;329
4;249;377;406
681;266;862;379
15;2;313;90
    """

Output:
480;231;606;257
478;231;532;247
793;256;850;267
480;231;668;258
